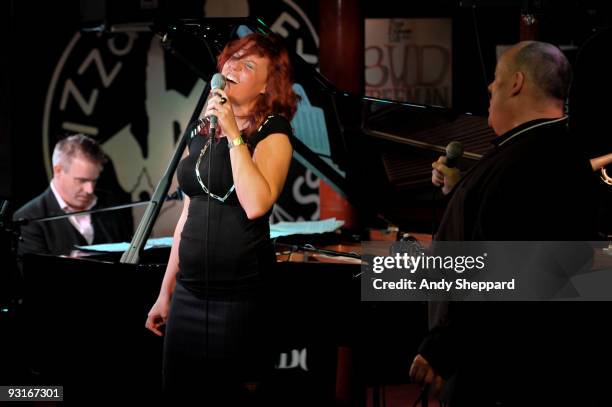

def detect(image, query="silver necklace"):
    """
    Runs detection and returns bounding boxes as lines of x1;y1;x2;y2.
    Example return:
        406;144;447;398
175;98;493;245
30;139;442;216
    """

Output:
194;140;236;203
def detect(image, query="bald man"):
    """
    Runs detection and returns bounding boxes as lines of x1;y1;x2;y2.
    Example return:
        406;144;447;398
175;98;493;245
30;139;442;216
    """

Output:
431;41;595;241
412;42;600;405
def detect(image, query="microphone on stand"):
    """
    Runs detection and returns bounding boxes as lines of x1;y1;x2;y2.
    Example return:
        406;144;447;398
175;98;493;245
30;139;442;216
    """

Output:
189;74;227;140
208;73;226;138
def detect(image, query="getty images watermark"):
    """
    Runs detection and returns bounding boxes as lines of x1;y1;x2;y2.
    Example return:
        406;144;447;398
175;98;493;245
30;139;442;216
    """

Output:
361;241;612;301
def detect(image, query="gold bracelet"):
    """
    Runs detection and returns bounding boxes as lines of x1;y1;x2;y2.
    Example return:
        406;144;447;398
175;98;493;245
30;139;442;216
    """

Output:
228;135;245;150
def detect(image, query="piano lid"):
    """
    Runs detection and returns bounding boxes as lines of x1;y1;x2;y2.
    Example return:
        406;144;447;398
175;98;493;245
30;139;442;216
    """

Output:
153;17;496;229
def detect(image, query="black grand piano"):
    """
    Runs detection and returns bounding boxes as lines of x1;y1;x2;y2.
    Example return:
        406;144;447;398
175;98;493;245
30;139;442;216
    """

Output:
6;17;498;404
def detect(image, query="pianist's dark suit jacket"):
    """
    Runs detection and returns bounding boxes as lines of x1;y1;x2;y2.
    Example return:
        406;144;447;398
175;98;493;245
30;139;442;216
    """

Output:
13;187;133;256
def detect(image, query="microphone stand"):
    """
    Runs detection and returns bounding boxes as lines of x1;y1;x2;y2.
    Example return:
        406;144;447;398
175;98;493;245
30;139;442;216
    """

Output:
204;119;216;363
119;82;211;264
203;73;226;362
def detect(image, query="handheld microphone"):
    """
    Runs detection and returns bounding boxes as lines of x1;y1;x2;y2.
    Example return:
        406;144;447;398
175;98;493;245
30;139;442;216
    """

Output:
444;141;464;168
209;73;226;135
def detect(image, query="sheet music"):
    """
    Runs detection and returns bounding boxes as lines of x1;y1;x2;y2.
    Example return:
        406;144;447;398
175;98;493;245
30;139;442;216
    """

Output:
270;218;344;239
76;219;345;252
75;237;174;252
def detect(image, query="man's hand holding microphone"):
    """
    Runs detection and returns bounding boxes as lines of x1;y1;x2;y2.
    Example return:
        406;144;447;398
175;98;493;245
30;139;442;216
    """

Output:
432;141;463;195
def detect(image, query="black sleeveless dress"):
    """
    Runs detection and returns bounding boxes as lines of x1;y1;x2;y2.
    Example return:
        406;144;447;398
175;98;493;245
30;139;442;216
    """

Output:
162;115;292;401
175;114;293;293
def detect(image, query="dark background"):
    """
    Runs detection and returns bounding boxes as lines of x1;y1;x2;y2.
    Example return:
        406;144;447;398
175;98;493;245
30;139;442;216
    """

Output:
1;1;612;403
3;0;612;206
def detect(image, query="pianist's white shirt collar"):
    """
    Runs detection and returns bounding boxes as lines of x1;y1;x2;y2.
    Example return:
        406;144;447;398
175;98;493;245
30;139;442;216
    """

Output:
50;180;98;213
50;180;98;245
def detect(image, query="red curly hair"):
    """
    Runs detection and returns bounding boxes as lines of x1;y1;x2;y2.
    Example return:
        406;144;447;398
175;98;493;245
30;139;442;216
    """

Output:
213;32;299;138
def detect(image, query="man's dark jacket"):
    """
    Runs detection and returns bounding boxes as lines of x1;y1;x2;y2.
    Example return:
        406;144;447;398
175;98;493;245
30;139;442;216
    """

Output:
13;186;133;256
420;118;606;406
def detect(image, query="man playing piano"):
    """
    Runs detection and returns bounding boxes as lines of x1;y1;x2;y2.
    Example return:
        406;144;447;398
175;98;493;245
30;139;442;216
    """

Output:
13;134;132;256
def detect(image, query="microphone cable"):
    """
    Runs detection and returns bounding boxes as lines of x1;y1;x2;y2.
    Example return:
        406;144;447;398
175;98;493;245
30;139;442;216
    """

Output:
204;127;213;365
204;73;225;365
202;73;225;365
190;112;214;365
